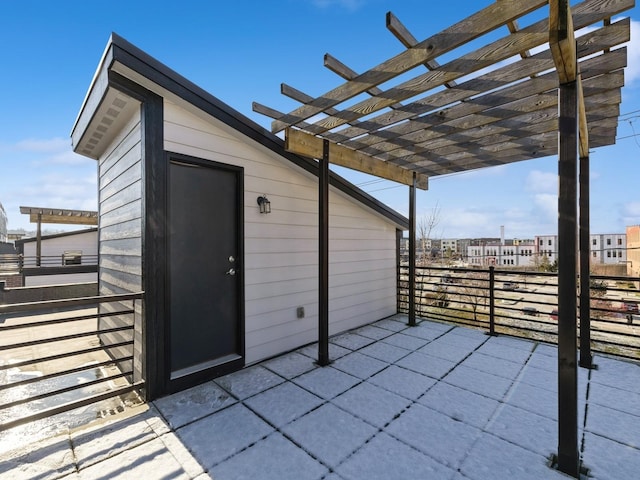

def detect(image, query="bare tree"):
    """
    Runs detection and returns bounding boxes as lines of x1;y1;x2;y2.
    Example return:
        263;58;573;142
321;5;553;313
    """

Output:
460;271;489;321
417;202;441;265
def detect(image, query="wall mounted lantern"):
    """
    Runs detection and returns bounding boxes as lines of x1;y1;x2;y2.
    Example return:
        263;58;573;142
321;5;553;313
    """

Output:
257;195;271;214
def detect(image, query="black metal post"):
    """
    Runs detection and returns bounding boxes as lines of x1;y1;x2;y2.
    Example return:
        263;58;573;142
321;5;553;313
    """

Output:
396;229;403;314
408;173;417;326
579;154;593;369
36;213;42;267
318;139;330;366
557;80;579;478
488;266;496;336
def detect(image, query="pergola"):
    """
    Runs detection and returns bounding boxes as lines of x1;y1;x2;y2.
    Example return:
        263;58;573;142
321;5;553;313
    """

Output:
254;0;633;476
19;206;98;266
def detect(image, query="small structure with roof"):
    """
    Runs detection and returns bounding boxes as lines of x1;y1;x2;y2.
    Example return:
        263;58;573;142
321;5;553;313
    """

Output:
71;34;408;398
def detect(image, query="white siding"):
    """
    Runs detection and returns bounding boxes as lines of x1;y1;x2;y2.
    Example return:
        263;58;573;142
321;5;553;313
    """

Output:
164;101;398;364
96;111;143;382
98;113;143;295
21;230;97;266
25;273;97;287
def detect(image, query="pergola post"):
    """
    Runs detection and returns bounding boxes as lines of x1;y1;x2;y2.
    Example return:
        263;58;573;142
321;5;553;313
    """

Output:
408;172;417;327
579;154;593;368
557;79;580;478
317;139;330;366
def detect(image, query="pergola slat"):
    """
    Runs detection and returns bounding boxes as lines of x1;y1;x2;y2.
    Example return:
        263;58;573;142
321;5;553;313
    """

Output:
323;54;405;110
311;23;550;133
303;0;630;136
386;12;457;88
325;17;628;148
398;98;620;171
374;72;623;164
270;0;549;133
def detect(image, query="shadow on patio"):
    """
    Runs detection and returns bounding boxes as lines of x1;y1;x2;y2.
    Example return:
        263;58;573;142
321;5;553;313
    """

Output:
1;314;638;479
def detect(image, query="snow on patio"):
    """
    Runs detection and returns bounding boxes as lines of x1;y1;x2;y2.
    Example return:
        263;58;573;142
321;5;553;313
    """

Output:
1;315;638;479
159;315;639;480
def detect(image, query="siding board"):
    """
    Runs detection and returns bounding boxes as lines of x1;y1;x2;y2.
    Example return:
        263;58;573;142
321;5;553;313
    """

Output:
100;180;142;215
100;160;142;202
100;200;142;229
100;135;142;189
100;218;142;241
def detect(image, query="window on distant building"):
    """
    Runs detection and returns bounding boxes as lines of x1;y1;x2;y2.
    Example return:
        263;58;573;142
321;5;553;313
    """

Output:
592;239;596;245
618;238;622;245
607;251;611;257
593;252;597;257
539;239;543;245
613;251;617;258
548;240;552;245
607;239;611;245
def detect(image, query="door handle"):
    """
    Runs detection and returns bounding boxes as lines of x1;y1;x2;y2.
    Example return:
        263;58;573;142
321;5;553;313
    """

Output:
225;268;236;276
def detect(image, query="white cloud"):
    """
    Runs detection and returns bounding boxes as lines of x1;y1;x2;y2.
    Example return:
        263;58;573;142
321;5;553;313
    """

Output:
624;202;640;217
533;193;557;222
525;170;557;194
49;149;93;166
14;137;69;153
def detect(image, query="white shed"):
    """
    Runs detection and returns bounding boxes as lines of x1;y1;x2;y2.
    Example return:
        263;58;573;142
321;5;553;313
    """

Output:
71;34;408;398
16;228;98;286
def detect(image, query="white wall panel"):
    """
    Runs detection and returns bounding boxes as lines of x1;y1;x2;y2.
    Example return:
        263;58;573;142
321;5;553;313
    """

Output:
164;101;400;364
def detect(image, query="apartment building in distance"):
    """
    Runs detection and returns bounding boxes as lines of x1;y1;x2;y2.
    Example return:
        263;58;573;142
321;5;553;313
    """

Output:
626;226;640;279
467;239;536;267
534;234;627;265
591;233;627;264
441;239;458;257
0;202;7;243
535;235;559;264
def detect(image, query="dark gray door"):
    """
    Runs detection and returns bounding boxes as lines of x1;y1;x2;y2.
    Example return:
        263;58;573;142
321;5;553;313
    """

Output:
167;155;244;390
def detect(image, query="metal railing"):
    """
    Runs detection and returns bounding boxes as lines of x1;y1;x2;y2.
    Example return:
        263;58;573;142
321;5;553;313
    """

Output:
0;254;99;269
0;292;144;431
398;265;640;360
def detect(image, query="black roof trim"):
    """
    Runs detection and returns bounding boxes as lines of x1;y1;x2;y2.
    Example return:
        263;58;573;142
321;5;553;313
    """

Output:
105;33;408;229
15;228;98;246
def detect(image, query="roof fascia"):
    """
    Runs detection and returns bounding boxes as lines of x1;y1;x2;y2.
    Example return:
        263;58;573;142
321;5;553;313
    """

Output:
15;227;98;246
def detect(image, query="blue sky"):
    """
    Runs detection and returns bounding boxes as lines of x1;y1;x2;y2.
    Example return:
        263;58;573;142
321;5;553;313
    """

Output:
1;0;639;239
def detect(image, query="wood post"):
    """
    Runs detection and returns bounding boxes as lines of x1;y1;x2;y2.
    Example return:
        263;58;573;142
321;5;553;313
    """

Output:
557;80;579;478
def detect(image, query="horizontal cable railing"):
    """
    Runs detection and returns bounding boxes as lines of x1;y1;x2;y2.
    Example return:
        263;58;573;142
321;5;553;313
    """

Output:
0;292;144;431
398;265;640;360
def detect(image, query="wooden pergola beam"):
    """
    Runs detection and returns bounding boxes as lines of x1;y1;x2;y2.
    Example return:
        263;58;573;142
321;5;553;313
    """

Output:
386;12;457;88
550;0;578;83
271;0;548;133
323;54;404;109
550;0;590;159
322;17;629;148
20;206;98;226
577;75;590;158
285;128;428;190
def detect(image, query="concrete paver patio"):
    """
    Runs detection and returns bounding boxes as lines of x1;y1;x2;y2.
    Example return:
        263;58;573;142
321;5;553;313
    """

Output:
1;315;639;479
